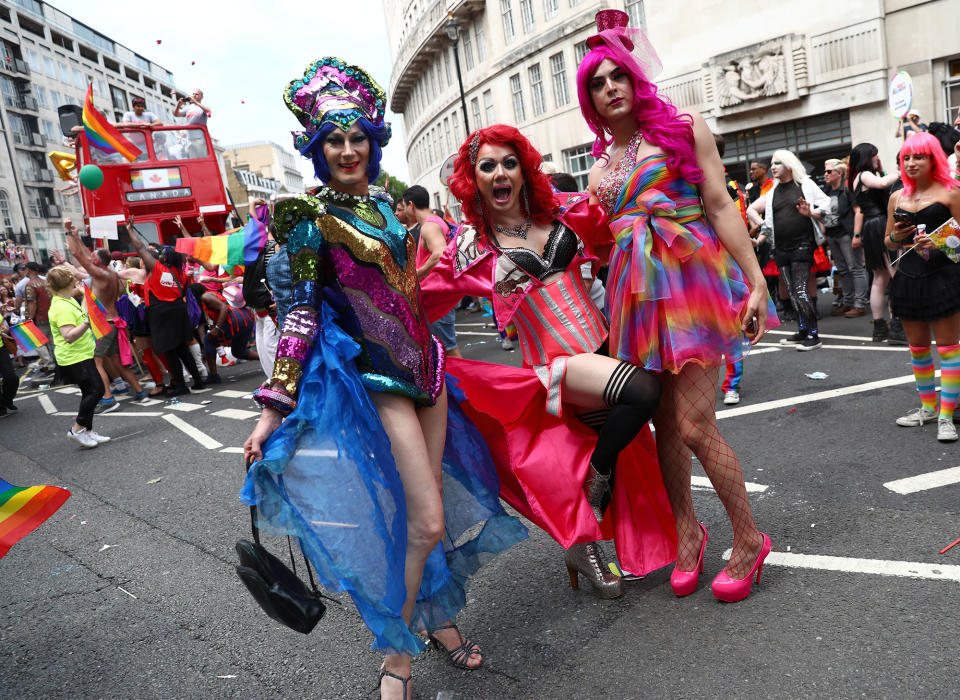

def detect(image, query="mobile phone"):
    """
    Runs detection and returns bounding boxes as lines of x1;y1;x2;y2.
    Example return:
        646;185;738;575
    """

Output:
893;210;913;225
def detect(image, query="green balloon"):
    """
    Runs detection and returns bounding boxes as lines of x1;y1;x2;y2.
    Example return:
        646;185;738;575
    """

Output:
78;164;104;190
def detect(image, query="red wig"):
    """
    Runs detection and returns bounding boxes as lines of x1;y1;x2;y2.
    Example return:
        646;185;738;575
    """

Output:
449;124;558;235
898;132;958;197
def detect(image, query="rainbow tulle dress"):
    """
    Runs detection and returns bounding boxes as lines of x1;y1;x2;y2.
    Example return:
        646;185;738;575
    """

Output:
599;139;776;373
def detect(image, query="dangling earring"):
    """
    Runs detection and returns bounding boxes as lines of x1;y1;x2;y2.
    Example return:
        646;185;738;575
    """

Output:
475;193;486;231
521;184;530;216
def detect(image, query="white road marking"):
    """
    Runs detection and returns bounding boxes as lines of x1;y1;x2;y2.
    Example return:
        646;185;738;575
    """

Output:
884;466;960;494
136;399;164;407
190;387;211;393
211;408;260;420
717;372;932;420
214;390;251;399
38;394;56;414
220;446;244;454
455;331;500;337
56;411;165;417
162;414;222;450
165;402;204;413
55;387;81;395
722;548;960;583
691;475;768;493
746;347;781;356
767;329;874;343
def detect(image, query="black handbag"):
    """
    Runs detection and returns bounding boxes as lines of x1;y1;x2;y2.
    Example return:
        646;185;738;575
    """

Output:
235;461;334;634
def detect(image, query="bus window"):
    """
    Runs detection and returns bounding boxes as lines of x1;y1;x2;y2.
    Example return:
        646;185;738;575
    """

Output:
115;220;160;251
152;129;208;161
89;130;148;165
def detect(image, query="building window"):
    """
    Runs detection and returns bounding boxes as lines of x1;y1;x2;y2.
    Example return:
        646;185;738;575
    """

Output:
40;118;57;141
510;73;526;123
520;0;535;33
24;48;41;72
443;116;452;153
43;56;56;79
483;89;495;126
476;18;487;61
529;64;546;116
57;61;70;84
110;85;127;111
462;25;475;70
575;41;589;65
471;97;482;129
544;0;558;19
49;90;62;108
452;110;462;146
33;85;47;108
563;144;593;190
625;0;646;31
550;52;569;107
944;58;960;123
0;190;11;228
72;67;84;89
501;0;515;44
442;48;452;86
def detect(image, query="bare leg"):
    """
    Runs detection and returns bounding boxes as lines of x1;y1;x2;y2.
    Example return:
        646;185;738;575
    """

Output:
654;364;762;579
94;356;112;399
104;354;143;393
372;387;449;698
870;267;890;320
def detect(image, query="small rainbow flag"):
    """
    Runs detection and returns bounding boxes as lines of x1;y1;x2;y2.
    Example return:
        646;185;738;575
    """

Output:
82;85;141;163
0;477;71;559
9;320;49;351
175;209;269;267
83;284;113;339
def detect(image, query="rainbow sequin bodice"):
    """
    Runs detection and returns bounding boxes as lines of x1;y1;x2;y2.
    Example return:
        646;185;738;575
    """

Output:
597;130;645;216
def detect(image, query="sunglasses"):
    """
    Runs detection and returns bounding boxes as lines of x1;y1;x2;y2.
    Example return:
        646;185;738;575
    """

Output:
771;161;782;165
824;169;836;173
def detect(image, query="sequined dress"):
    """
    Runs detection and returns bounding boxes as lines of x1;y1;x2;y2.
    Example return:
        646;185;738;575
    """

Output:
419;192;677;578
598;133;776;372
241;190;526;656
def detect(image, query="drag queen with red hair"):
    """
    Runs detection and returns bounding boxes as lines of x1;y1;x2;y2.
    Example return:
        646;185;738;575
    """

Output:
421;124;676;599
576;10;776;602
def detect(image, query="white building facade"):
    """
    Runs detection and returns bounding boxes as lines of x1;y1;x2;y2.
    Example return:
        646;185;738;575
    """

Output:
0;0;185;265
386;0;959;207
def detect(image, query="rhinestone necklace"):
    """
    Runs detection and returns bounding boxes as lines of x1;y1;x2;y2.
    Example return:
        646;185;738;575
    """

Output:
493;218;532;239
319;186;384;227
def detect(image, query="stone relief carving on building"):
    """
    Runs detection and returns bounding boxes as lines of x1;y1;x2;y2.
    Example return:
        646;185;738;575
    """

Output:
716;50;787;107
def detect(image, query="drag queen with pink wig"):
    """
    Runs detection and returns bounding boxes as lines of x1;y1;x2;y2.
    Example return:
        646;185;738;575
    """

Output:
576;10;776;602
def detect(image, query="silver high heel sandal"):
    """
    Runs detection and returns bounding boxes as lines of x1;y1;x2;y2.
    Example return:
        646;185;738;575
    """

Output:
564;541;623;599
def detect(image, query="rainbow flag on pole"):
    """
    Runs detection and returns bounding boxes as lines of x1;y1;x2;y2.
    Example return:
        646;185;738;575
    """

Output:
0;478;71;559
175;212;269;267
83;284;113;339
9;320;49;351
82;85;141;162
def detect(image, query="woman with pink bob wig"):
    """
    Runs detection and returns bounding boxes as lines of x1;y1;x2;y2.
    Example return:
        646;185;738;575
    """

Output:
575;9;777;603
884;132;960;442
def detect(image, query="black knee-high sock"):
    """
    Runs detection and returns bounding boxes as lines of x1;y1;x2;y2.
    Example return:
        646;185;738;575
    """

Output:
164;351;185;387
590;363;661;476
178;345;202;385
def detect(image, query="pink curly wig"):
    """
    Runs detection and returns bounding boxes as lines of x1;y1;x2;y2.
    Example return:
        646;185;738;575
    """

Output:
449;124;558;235
576;45;703;184
898;132;958;197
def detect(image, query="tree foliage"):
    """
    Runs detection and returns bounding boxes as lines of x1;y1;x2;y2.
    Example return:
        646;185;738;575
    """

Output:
374;169;409;205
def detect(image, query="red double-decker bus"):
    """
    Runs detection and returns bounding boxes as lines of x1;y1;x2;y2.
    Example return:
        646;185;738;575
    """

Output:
74;124;232;251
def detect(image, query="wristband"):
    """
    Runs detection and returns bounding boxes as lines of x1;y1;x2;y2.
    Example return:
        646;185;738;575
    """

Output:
253;384;296;415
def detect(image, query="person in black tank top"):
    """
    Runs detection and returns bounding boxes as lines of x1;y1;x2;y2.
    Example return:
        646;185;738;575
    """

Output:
883;132;960;442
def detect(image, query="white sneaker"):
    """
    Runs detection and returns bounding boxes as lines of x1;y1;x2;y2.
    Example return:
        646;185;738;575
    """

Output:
501;338;514;351
937;418;958;442
723;390;740;405
67;427;98;448
86;430;111;444
896;407;938;427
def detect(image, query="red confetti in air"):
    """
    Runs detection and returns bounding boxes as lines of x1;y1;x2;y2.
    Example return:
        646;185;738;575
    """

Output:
156;39;162;44
788;408;797;413
191;61;195;65
241;100;245;104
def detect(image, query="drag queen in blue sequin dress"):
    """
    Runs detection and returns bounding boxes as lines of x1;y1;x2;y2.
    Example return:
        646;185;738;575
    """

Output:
241;58;525;699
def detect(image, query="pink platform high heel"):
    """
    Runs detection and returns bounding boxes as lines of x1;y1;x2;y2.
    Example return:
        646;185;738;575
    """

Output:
711;532;772;603
669;522;708;597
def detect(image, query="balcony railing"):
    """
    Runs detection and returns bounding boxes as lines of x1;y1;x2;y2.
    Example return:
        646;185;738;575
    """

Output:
0;57;30;76
27;203;60;220
23;169;53;183
4;93;38;112
13;131;44;147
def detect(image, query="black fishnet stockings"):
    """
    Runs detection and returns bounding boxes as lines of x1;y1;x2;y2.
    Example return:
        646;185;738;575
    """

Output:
654;364;762;578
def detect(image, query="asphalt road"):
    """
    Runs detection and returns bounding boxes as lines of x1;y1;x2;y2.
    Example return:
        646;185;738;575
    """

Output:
1;299;958;699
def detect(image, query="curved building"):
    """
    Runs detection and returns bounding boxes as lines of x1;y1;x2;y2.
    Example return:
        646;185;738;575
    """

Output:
384;0;635;211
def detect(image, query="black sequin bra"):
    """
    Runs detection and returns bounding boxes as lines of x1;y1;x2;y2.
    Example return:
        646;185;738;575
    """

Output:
497;222;578;281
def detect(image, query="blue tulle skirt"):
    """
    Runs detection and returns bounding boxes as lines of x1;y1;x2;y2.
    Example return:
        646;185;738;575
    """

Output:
240;303;527;655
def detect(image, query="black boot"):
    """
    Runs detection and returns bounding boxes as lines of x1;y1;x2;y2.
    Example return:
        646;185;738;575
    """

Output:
872;318;889;342
888;318;908;346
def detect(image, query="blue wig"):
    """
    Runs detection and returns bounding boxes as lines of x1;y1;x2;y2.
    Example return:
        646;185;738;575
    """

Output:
299;116;387;185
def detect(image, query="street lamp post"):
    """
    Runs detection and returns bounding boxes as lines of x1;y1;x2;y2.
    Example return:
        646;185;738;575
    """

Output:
444;13;470;135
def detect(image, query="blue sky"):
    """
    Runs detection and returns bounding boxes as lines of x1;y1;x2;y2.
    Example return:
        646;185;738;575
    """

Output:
49;0;411;185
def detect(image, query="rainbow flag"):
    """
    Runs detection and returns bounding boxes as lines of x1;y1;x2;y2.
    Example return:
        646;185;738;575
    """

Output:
9;320;48;351
175;211;268;267
82;85;141;162
0;478;71;559
83;284;113;339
